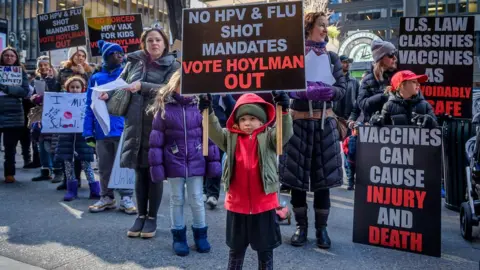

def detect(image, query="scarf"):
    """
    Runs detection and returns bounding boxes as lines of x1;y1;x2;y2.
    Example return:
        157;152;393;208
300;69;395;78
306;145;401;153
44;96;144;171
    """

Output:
305;40;327;56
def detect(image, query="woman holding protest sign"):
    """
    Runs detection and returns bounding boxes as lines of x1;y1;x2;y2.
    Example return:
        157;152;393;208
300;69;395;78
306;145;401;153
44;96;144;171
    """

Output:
278;12;346;249
98;27;180;238
55;46;93;190
0;47;31;183
357;40;398;122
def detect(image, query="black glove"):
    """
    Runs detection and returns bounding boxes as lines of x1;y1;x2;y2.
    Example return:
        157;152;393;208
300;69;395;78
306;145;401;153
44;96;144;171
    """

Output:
412;113;436;128
198;93;213;114
369;111;384;126
272;91;290;112
85;136;96;148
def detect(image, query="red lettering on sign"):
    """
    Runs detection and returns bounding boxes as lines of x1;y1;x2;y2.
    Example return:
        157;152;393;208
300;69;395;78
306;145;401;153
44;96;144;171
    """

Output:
369;226;423;252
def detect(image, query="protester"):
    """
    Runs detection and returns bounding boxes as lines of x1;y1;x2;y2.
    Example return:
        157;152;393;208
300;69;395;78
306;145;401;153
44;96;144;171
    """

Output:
342;122;362;190
0;47;30;183
148;70;220;255
279;12;346;249
99;27;180;238
200;91;292;270
30;56;64;183
21;74;39;169
334;55;360;127
84;40;137;214
357;40;397;122
370;70;438;128
204;94;236;209
55;76;100;201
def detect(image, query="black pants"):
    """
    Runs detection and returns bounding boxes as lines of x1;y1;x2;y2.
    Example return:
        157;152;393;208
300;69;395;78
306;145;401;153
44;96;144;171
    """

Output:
228;248;273;270
204;150;223;199
290;189;331;209
135;167;164;218
19;127;31;162
1;128;22;176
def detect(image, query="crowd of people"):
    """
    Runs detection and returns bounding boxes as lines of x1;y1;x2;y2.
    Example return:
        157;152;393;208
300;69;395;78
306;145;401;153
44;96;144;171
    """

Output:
0;11;439;270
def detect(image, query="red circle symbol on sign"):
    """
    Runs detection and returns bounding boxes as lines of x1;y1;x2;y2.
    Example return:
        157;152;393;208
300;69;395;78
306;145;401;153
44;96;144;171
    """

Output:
64;112;72;119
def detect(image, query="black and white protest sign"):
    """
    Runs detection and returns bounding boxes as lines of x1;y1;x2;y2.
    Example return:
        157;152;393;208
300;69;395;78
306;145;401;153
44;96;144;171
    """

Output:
87;14;143;57
0;19;8;51
181;1;305;95
353;126;442;257
37;7;86;52
398;16;474;119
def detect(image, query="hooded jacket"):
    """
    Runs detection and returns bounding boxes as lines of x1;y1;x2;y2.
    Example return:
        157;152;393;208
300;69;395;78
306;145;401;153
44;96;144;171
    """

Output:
208;93;293;215
381;93;438;127
149;93;221;182
83;66;124;140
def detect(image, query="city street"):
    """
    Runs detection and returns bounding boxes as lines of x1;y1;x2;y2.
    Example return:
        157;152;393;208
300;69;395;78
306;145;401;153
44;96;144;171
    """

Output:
0;155;479;270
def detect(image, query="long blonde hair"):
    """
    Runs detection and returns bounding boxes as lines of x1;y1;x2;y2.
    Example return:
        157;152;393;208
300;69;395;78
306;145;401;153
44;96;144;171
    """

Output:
373;61;386;82
148;69;182;118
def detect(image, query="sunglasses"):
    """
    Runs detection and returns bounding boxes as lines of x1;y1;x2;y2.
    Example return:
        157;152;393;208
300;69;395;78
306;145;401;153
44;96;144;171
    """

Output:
386;51;398;58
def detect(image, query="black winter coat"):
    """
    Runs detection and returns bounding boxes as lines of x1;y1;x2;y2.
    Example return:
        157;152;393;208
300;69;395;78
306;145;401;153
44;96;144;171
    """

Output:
118;50;180;169
381;94;438;127
55;133;94;162
334;72;360;120
280;51;346;192
357;68;396;122
0;70;30;128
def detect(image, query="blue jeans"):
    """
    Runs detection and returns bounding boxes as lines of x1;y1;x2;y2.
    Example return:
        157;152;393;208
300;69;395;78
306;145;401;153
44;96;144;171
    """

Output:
169;176;206;230
38;140;53;169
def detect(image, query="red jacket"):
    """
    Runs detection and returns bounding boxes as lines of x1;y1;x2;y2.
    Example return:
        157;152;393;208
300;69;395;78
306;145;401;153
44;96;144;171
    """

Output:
224;94;279;215
342;136;350;155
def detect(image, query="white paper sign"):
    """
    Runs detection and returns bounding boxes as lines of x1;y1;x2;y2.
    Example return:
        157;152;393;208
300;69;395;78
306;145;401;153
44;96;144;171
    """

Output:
0;66;22;86
41;92;86;133
92;77;132;92
108;132;135;190
34;79;46;96
305;51;336;86
91;82;110;135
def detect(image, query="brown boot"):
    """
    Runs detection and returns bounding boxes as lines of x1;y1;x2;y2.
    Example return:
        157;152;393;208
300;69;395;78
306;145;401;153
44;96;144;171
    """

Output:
5;176;15;183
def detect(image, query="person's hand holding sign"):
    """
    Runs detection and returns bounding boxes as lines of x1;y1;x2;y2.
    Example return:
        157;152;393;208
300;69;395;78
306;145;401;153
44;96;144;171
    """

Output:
124;81;141;93
98;93;109;100
198;93;213;114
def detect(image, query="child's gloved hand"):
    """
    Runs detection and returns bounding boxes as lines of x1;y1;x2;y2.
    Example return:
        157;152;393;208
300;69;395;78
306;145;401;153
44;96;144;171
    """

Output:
412;113;435;128
272;91;290;112
369;111;384;126
85;137;96;148
198;93;213;114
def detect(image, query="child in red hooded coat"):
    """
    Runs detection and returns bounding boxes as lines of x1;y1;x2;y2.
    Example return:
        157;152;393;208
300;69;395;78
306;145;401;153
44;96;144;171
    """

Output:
199;91;293;270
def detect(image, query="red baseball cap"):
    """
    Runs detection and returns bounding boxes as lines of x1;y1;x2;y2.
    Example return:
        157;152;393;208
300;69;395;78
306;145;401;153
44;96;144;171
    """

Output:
391;70;428;90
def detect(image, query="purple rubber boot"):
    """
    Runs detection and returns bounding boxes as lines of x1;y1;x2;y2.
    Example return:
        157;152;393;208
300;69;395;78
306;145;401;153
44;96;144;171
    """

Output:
89;182;101;200
63;180;78;201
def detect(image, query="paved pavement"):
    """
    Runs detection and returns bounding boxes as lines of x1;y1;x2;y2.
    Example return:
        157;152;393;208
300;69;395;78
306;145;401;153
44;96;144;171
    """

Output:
0;154;479;270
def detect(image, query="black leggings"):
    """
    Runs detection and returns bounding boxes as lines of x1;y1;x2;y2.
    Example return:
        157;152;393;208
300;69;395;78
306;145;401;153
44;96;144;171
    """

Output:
290;189;330;209
135;167;163;218
228;248;273;270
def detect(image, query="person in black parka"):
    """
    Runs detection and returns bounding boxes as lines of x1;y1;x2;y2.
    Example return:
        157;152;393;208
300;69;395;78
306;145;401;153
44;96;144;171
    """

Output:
357;40;398;122
279;12;346;250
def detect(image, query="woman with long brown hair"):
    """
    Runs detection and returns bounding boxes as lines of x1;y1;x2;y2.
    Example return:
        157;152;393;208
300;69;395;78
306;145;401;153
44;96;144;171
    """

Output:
99;27;180;238
0;47;30;183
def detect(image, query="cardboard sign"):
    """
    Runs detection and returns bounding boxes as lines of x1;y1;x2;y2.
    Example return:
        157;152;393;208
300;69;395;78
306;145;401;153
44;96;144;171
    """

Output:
41;92;86;133
108;132;135;190
37;7;86;52
87;14;143;57
398;16;474;119
0;19;7;52
353;126;442;257
0;66;22;86
181;1;305;95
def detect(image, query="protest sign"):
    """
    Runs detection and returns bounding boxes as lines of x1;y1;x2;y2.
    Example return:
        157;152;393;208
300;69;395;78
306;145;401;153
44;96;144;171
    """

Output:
181;1;305;95
87;14;143;57
398;16;474;119
0;66;23;85
0;19;7;52
352;126;442;257
108;132;135;190
37;7;86;52
41;92;86;133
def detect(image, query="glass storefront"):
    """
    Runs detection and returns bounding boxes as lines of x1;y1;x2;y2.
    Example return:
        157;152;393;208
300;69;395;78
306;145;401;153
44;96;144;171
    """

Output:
420;0;479;15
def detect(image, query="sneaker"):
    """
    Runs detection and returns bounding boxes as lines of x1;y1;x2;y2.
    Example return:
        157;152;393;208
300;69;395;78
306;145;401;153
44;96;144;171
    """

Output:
206;196;218;210
141;217;157;238
120;196;138;215
127;216;146;238
89;196;117;213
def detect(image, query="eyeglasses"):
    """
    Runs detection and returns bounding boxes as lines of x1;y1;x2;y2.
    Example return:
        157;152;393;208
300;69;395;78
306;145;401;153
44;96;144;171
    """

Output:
113;51;125;57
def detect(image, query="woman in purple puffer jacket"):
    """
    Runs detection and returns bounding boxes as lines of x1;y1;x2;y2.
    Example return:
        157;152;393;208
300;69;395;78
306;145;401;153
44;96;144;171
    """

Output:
148;69;221;256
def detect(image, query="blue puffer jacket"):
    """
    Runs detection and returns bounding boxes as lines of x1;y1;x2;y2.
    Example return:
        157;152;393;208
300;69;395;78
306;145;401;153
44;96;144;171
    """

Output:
83;66;124;140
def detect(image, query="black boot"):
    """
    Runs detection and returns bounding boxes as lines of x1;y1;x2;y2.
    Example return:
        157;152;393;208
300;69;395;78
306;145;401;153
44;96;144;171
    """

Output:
290;206;308;246
57;175;67;190
315;209;331;249
32;168;52;181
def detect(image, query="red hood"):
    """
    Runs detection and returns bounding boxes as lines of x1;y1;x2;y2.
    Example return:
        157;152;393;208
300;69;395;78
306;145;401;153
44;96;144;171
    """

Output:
226;93;276;134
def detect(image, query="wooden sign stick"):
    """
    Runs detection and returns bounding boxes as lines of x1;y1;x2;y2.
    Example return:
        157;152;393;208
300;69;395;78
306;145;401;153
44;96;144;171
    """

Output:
203;109;209;156
276;105;283;155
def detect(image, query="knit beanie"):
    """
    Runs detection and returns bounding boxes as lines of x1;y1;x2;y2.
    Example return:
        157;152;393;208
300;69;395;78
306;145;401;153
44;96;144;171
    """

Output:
36;55;50;68
98;40;123;63
68;46;88;61
371;39;396;63
235;103;267;124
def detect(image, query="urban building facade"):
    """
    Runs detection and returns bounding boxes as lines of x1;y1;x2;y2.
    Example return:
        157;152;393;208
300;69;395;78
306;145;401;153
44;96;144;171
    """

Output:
0;0;174;69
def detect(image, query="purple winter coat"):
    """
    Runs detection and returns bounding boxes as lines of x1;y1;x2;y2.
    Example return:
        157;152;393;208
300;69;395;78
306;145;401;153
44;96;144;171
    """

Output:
149;93;221;182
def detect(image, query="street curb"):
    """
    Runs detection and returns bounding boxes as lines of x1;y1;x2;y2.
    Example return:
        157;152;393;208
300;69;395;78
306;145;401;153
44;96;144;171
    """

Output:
0;255;45;270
